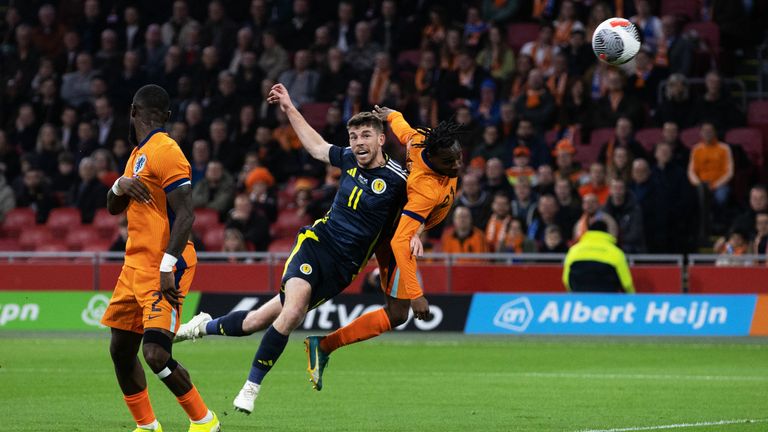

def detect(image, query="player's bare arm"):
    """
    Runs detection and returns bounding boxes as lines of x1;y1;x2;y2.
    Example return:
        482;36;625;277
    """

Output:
267;83;332;163
107;176;152;214
161;184;194;307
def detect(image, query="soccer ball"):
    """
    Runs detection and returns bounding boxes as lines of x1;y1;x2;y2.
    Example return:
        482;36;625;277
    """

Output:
591;17;641;65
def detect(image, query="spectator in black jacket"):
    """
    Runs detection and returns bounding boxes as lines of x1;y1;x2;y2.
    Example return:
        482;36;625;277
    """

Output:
604;177;645;253
14;167;56;223
70;156;107;223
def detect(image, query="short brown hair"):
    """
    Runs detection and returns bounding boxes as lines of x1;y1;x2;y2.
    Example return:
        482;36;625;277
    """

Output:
346;112;383;134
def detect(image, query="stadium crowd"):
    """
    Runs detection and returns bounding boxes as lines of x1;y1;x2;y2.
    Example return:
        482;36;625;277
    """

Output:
0;0;767;256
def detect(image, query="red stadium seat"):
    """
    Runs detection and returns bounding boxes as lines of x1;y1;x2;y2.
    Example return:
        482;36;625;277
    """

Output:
81;241;113;252
680;127;701;148
661;0;700;20
19;227;53;251
396;49;421;69
271;209;311;239
203;225;225;251
506;23;539;52
93;209;121;239
47;208;82;238
0;238;20;251
267;237;295;253
66;227;100;250
635;128;663;152
573;143;602;167
193;208;219;236
747;101;768;150
725;128;764;169
588;128;614;148
35;242;69;252
2;208;37;238
301;103;331;131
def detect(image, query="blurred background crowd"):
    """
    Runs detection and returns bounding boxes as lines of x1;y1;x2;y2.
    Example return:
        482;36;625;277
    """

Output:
1;0;768;258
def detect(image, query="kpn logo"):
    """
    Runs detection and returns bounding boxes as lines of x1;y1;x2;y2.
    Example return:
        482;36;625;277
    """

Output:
493;297;533;332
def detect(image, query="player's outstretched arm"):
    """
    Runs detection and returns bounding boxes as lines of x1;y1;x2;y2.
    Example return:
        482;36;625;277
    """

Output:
161;184;194;307
268;83;332;163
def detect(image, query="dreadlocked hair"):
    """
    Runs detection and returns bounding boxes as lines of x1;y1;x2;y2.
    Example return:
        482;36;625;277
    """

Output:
413;118;464;154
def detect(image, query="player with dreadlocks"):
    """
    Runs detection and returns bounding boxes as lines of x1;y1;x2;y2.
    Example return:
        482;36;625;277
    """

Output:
304;105;463;390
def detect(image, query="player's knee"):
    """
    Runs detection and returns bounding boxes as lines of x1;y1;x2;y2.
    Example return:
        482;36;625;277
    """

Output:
142;330;173;374
280;305;306;329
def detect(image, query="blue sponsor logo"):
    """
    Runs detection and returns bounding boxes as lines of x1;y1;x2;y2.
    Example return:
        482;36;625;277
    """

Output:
465;294;757;336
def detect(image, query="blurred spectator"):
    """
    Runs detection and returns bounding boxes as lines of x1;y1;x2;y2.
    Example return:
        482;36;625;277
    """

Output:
279;50;319;107
482;0;520;23
505;147;535;186
471;79;501;127
307;165;340;220
559;80;591;138
656;15;692;76
535;165;555;196
441;206;488;254
367;53;392;107
483;158;515;198
627;49;666;109
346;21;381;80
604;177;645;253
321;105;348;147
520;23;559;75
280;0;316;52
422;6;447;49
630;0;663;53
259;29;289;81
112;139;130;174
593;69;642;129
509;118;550;168
58;30;81;74
464;6;488;49
95;30;122;79
563;28;593;77
71;156;108;223
731;185;768;240
440;28;463;71
514;69;555;131
60;106;79;152
91;148;119;188
51;152;78;195
33;77;64;126
340;80;365;123
373;0;407;55
658;121;690;169
201;0;237;55
649;142;690;253
553;138;585;186
192;160;235;216
75;121;98;160
476;24;515;81
191;139;210;186
472;125;506;164
35;124;63;179
109;216;129;252
692;70;745;134
208;71;241;123
502;218;537;253
579;163;609;205
11;104;38;153
0;174;15;223
209;119;242;173
94;97;127;148
255;79;279;127
714;228;749;260
445;51;487;105
61;53;96;107
485;193;513;252
527;194;563;245
14;167;55;223
32;4;66;57
332;1;355;53
162;0;199;47
112;51;145;107
607;146;632;183
654;73;694;128
563;220;634;293
414;50;446;95
554;178;580;236
511;176;536;223
317;47;354;103
225;194;271;251
118;6;144;52
141;24;168;79
553;1;584;47
222;228;248;260
234;51;263;99
547;53;569;107
573;192;618;240
688;123;733;208
541;224;568;253
753;212;768;255
598;117;648;164
457;173;491;229
508;54;532;101
497;102;516;141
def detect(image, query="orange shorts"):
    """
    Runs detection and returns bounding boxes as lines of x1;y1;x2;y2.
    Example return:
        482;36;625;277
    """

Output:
101;263;195;334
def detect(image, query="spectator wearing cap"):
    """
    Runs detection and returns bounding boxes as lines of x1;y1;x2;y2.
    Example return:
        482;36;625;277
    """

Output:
471;79;501;127
192;160;235;218
688;123;733;208
563;220;634;293
578;163;609;204
514;69;555;132
573;193;618;241
246;167;278;223
509;118;550;169
476;24;515;81
553;138;586;186
506;146;535;186
441;206;488;254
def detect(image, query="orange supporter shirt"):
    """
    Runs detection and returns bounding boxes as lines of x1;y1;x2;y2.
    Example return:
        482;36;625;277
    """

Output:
578;183;609;204
689;141;733;185
123;129;196;269
384;111;458;298
441;227;488;254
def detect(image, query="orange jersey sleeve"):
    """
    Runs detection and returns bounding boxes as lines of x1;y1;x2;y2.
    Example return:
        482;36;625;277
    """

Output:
387;111;424;147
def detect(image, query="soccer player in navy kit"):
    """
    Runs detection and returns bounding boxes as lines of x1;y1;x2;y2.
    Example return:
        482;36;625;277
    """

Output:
175;84;407;414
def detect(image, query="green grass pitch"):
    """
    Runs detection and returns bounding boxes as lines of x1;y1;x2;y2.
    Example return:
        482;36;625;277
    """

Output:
1;332;767;431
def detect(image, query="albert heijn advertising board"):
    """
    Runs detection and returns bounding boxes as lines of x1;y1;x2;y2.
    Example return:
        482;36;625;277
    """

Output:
465;293;768;336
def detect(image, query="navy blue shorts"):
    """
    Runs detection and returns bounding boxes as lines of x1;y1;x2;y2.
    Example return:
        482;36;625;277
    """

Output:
281;227;357;310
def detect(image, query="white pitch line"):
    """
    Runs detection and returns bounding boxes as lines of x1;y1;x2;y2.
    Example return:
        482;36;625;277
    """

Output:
575;418;768;432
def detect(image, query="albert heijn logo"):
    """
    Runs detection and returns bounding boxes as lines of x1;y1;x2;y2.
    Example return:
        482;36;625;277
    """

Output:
493;297;533;332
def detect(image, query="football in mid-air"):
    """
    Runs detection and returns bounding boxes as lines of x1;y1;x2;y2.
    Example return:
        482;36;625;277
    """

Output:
591;17;641;65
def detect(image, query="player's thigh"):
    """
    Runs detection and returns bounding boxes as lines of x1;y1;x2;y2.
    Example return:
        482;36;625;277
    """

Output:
242;294;283;333
101;265;144;334
134;266;194;333
274;277;312;332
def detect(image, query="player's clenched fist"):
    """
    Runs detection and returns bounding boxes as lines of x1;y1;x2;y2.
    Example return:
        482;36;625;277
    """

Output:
117;176;152;203
267;83;294;112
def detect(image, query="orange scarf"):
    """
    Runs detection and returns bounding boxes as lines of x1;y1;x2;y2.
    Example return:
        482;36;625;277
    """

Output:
486;215;511;252
526;88;543;108
368;70;390;105
547;73;568;105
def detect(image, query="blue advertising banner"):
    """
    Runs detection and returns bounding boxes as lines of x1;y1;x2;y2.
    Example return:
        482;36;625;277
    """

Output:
465;294;757;336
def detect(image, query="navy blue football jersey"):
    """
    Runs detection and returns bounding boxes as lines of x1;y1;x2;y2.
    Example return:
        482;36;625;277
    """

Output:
311;146;407;269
